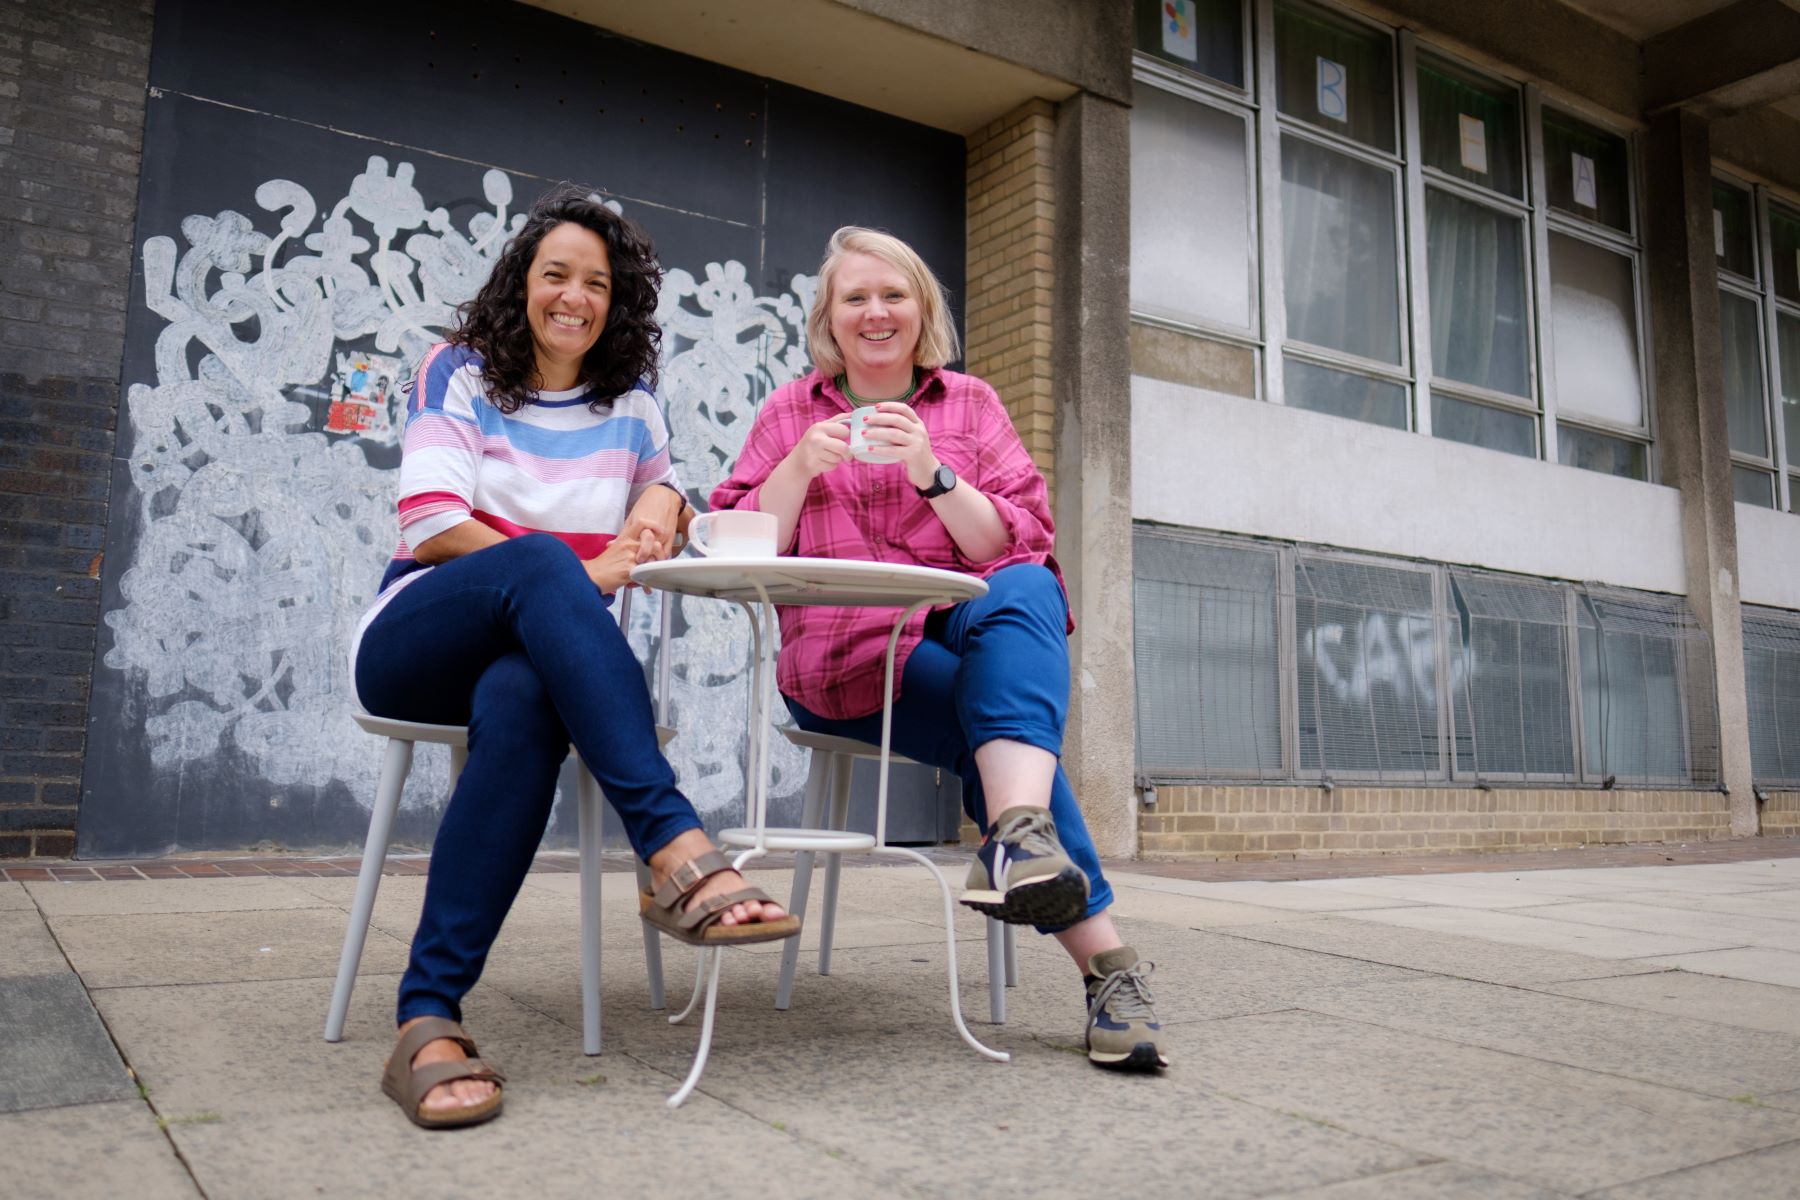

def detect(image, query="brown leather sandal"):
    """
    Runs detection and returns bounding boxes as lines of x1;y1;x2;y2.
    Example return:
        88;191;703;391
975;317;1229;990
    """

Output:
380;1016;506;1130
640;849;802;946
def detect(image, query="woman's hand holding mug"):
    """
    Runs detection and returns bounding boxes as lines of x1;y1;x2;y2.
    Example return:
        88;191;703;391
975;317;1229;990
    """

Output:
783;415;854;480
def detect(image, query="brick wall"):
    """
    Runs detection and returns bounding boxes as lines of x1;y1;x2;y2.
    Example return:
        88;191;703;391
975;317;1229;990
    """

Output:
1764;792;1800;838
0;0;153;858
1140;785;1735;860
964;99;1056;500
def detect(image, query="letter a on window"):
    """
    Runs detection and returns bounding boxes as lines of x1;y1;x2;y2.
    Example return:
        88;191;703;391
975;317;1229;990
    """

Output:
1572;153;1597;209
1317;57;1348;122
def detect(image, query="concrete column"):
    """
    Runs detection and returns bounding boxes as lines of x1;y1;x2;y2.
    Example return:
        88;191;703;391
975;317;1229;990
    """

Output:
1643;108;1757;835
1051;92;1138;858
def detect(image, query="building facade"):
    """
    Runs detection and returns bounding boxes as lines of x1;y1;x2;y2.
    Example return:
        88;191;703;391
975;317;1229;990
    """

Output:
1;0;1796;859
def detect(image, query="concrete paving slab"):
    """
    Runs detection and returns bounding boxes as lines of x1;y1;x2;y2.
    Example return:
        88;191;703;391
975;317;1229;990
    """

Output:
0;972;137;1113
24;876;330;917
1398;871;1644;897
1763;1090;1800;1114
1642;946;1800;988
1599;888;1800;923
1104;878;1326;926
636;1014;1427;1200
0;1100;197;1200
1537;971;1800;1037
1287;875;1588;910
1508;899;1800;952
1268;1161;1572;1199
53;907;412;988
164;1069;881;1200
285;871;428;908
1340;904;1740;959
1298;976;1800;1099
1219;915;1670;986
0;909;72;976
1496;865;1798;895
1117;877;1423;912
1202;1009;1800;1194
1587;1138;1800;1198
0;880;34;910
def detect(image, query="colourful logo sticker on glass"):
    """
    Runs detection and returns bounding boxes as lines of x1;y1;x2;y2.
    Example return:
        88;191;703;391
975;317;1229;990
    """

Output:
1162;0;1197;62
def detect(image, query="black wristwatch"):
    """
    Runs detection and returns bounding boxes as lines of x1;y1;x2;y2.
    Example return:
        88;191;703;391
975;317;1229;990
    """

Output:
916;464;957;499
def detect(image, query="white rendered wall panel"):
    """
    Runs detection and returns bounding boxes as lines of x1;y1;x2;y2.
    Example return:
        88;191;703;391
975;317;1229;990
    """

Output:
1131;376;1686;594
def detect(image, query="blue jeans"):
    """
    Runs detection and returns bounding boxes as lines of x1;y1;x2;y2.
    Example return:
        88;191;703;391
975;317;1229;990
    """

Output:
784;563;1113;930
354;534;703;1024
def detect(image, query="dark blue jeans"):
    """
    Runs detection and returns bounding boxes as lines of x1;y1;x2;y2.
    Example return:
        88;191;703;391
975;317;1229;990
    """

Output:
354;533;703;1024
785;563;1113;928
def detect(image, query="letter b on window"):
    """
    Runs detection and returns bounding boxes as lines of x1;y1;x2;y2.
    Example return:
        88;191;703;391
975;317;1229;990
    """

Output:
1316;57;1348;123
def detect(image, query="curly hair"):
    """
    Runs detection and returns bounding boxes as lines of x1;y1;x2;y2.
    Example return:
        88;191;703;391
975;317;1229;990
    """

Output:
450;182;663;413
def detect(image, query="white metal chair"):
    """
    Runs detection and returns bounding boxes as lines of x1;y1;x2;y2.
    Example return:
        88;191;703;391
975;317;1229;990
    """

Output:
324;590;673;1054
776;728;1018;1022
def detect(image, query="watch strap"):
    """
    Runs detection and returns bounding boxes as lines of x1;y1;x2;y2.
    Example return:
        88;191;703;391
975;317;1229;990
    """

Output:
916;465;955;499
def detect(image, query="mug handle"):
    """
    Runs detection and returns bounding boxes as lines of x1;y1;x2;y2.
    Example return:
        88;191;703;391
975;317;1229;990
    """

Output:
686;511;716;557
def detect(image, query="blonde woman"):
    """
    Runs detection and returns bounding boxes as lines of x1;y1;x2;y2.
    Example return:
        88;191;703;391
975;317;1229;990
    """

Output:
711;227;1168;1072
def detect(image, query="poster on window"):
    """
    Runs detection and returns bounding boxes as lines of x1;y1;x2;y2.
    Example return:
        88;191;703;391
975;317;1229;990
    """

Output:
1317;57;1348;123
1161;0;1198;61
1572;153;1598;209
1458;114;1488;174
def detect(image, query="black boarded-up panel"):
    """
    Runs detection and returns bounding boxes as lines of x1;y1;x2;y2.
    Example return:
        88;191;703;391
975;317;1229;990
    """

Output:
82;0;963;855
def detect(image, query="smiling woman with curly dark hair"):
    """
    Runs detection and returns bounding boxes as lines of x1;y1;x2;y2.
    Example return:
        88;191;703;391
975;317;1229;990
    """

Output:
450;182;664;413
349;182;799;1132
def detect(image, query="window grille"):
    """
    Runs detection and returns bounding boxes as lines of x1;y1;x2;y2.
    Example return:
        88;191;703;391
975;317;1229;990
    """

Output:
1744;604;1800;786
1294;553;1443;780
1447;570;1577;781
1132;529;1282;779
1576;589;1720;788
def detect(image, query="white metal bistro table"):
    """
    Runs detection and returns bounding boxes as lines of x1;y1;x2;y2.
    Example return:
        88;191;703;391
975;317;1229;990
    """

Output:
630;556;1004;1106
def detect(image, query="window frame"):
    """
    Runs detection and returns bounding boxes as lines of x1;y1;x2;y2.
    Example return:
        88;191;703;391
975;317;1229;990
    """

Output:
1751;183;1800;512
1129;59;1264;347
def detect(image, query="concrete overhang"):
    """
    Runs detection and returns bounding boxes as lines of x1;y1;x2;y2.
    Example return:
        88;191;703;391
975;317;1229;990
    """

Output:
518;0;1080;134
1643;0;1800;116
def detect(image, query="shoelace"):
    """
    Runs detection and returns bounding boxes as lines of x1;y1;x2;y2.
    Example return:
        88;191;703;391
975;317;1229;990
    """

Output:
1089;961;1158;1022
997;807;1062;857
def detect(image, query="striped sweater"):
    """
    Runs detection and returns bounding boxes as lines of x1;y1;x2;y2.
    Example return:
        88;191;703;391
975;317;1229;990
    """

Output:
374;342;681;597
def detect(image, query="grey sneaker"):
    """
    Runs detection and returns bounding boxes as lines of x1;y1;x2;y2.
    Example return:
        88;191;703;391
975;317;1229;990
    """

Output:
960;805;1089;927
1084;946;1169;1071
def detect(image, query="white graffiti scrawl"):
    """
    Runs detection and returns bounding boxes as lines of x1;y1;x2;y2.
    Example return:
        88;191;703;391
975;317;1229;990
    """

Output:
105;156;815;819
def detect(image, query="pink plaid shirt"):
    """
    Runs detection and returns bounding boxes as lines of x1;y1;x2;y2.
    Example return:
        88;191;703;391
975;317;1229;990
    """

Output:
710;368;1069;720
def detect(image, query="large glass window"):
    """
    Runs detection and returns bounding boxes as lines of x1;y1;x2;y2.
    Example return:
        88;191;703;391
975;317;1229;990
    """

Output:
1281;134;1402;363
1285;357;1408;427
1714;180;1757;280
1426;189;1530;396
1449;572;1576;778
1273;0;1395;153
1779;312;1800;507
1416;52;1522;199
1542;108;1632;234
1720;287;1769;460
1125;5;1652;476
1134;0;1246;88
1548;233;1644;430
1130;86;1254;331
1577;593;1698;785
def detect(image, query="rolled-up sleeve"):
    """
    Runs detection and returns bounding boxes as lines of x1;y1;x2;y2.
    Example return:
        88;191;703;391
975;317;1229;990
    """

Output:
952;385;1055;571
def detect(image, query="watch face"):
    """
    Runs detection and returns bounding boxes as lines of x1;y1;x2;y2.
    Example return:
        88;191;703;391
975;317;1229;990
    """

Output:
935;465;955;491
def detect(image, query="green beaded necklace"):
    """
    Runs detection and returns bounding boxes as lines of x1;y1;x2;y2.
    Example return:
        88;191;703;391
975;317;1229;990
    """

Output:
836;368;919;408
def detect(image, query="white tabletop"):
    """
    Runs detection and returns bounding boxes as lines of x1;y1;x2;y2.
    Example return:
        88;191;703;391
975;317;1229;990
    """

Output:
632;556;988;608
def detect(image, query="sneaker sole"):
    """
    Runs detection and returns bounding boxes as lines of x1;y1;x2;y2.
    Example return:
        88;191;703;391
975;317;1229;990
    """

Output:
1088;1043;1170;1072
959;867;1088;927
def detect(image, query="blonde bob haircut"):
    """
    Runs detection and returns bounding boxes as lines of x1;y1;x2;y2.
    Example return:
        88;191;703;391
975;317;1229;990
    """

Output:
805;226;961;380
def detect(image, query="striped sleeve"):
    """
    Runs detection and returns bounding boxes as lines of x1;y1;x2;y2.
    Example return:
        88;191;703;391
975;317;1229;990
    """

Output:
396;345;481;547
622;384;682;509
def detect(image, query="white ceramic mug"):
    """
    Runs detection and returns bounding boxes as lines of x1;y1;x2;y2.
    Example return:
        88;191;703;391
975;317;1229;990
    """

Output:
686;509;779;558
837;408;900;464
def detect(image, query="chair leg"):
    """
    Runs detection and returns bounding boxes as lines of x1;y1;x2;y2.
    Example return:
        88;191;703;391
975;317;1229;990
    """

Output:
817;753;850;977
325;737;412;1042
635;859;666;1011
576;766;604;1055
776;749;830;1010
986;917;1007;1025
